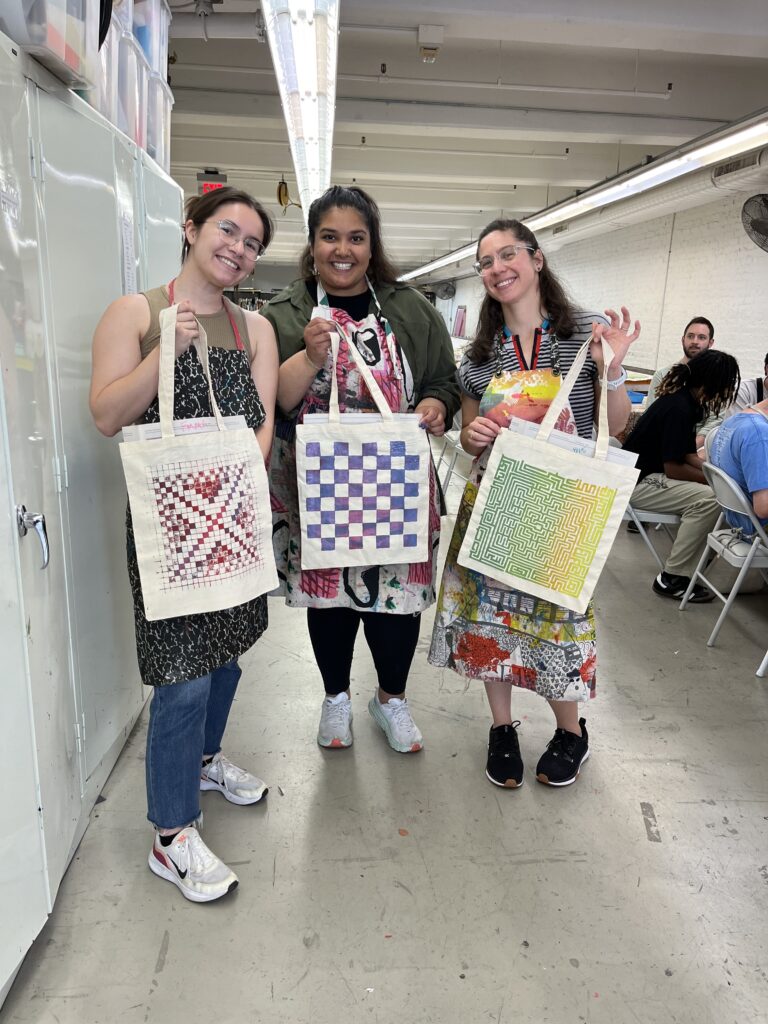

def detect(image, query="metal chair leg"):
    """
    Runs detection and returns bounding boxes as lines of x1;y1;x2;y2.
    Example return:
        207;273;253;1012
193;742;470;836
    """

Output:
757;648;768;678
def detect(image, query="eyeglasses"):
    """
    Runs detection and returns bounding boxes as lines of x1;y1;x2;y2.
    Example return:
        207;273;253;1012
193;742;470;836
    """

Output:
473;244;536;276
209;219;266;261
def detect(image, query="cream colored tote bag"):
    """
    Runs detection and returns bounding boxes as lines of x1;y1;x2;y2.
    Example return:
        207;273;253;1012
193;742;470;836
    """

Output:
295;327;431;571
458;338;640;613
120;304;277;621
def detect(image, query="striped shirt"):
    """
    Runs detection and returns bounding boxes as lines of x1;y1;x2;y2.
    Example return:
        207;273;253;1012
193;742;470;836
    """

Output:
457;310;607;439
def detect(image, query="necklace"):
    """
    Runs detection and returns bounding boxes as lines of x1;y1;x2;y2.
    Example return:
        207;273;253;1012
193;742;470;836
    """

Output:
493;318;561;377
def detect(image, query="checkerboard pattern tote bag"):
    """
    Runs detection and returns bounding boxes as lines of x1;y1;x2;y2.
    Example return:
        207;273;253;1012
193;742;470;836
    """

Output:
120;305;277;621
458;337;640;614
295;327;431;570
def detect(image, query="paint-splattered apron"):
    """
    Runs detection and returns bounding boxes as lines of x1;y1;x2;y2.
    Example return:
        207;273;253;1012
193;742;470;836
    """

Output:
269;283;440;613
428;352;597;701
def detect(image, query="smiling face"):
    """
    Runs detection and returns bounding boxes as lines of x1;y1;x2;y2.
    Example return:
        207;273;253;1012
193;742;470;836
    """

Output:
185;201;266;288
310;206;372;296
476;229;542;308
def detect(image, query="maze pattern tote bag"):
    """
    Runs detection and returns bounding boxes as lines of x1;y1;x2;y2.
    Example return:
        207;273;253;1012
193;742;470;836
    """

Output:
120;304;277;621
458;337;640;613
295;327;431;571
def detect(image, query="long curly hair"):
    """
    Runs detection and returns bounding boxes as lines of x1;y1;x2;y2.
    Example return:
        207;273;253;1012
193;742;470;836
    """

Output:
298;185;399;287
466;218;578;365
656;350;740;417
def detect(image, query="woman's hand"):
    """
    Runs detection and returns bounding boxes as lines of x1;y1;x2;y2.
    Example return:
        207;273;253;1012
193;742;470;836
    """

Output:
463;415;501;455
175;299;199;358
591;306;641;376
303;316;334;370
415;398;446;436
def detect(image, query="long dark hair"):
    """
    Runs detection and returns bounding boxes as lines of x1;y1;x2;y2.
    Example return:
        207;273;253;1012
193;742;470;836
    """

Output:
181;187;274;262
467;218;577;364
656;350;740;417
298;185;399;286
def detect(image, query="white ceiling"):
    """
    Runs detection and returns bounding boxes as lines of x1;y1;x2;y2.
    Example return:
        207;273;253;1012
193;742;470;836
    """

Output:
167;0;768;275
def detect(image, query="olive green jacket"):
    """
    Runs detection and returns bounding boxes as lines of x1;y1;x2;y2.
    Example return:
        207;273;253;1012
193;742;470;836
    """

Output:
262;279;460;422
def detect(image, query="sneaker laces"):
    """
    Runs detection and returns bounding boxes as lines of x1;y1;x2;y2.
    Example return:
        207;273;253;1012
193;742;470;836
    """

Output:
382;698;417;734
172;828;217;876
323;697;350;731
547;728;579;761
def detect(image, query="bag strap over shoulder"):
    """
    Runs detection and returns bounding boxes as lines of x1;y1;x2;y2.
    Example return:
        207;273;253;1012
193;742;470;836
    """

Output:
537;335;615;461
158;304;226;439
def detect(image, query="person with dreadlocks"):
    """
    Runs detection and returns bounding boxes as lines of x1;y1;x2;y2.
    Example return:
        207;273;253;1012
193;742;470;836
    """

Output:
623;349;741;602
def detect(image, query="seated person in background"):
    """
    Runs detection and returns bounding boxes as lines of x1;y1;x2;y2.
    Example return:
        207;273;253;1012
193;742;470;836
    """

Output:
726;351;768;416
623;350;740;602
645;316;721;445
709;395;768;534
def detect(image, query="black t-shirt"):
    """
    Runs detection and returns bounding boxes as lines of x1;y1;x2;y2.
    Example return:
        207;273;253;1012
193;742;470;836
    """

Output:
623;389;702;479
306;280;371;321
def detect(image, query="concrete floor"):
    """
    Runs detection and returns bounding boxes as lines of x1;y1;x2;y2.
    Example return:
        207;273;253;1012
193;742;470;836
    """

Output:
4;483;768;1024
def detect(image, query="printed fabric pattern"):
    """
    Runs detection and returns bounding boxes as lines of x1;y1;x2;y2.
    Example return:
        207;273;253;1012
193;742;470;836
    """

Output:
270;302;440;612
126;293;268;686
428;365;597;701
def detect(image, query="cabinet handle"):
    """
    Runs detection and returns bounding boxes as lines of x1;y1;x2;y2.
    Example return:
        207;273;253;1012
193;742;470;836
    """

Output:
16;505;50;569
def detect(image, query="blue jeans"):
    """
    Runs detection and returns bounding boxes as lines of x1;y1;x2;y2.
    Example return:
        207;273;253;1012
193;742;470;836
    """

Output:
145;660;242;829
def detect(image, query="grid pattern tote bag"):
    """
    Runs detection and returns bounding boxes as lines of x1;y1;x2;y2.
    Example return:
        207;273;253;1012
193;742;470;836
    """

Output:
458;337;640;613
295;327;431;570
120;304;277;621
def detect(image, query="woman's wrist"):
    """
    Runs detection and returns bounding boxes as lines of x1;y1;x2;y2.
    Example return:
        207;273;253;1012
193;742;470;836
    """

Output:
303;348;324;372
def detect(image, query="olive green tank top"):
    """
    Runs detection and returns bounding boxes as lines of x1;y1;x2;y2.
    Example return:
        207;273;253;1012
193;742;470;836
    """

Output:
139;286;252;362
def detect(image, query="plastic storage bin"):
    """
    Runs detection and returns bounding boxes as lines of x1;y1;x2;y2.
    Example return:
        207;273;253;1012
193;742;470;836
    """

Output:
117;30;149;148
146;72;174;172
0;0;98;86
87;13;120;122
112;0;133;32
133;0;171;77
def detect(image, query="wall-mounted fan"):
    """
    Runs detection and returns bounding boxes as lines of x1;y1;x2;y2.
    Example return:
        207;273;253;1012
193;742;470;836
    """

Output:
742;194;768;252
434;281;456;300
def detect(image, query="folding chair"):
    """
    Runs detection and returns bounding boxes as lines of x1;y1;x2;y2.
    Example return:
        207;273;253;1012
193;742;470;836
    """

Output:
680;463;768;655
622;506;681;571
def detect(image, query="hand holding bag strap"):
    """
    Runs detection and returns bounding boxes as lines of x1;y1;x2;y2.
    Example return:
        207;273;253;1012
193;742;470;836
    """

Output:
158;304;226;439
536;335;616;460
328;320;394;422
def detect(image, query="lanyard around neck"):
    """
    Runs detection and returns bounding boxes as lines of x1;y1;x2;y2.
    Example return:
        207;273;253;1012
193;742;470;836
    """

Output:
495;319;560;377
167;279;245;352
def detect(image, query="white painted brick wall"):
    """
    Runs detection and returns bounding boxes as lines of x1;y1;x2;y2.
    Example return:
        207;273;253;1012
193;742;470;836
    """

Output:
448;194;768;379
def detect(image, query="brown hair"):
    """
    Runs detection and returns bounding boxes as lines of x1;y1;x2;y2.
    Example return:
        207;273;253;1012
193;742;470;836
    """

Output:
181;186;274;262
298;185;399;286
466;218;578;365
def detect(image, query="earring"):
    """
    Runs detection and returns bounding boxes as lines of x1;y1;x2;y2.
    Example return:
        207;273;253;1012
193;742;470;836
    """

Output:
313;261;318;275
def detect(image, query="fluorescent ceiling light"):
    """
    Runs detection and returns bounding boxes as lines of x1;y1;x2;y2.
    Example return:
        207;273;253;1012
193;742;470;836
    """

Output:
399;107;768;282
261;0;339;224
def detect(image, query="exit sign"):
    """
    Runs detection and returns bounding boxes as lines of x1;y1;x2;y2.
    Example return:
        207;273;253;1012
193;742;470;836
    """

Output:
197;170;228;195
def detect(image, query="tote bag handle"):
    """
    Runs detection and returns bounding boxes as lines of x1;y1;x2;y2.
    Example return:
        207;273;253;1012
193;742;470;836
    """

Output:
158;304;226;440
327;321;395;424
537;335;616;460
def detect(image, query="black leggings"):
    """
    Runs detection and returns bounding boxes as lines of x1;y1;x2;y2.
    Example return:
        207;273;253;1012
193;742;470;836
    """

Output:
306;608;421;696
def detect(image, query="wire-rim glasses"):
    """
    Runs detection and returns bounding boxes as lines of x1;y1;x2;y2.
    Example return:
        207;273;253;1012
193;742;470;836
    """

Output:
209;219;266;262
473;244;536;276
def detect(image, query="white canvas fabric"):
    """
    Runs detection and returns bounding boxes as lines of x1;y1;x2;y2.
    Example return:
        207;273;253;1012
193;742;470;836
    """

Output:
119;304;277;621
295;325;431;571
458;338;640;613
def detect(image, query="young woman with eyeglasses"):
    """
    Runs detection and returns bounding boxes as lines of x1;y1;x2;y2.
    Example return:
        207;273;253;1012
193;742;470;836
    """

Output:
90;187;279;902
429;218;640;789
262;185;459;755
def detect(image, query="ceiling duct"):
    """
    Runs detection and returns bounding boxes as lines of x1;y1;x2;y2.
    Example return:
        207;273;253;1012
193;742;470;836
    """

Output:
537;146;768;252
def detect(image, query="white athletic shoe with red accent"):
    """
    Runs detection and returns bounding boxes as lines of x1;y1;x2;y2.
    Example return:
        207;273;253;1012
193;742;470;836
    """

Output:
148;826;238;902
317;692;353;748
368;695;424;753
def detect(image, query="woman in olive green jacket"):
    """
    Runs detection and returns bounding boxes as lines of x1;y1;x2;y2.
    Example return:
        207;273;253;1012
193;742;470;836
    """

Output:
263;185;459;756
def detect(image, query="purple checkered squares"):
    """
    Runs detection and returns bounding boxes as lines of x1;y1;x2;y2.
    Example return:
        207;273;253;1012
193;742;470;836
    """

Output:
302;434;424;559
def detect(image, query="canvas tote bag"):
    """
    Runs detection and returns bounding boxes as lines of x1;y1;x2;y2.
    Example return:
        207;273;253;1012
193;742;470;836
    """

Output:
458;337;640;613
120;304;277;621
295;326;431;571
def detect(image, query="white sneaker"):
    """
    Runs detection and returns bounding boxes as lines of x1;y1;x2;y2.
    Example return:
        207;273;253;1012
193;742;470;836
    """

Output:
368;696;423;753
200;752;268;805
317;692;353;748
148;826;238;902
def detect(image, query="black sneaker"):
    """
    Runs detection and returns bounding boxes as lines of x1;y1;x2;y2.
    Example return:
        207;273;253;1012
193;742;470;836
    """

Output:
486;722;524;788
536;718;590;787
652;571;714;603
